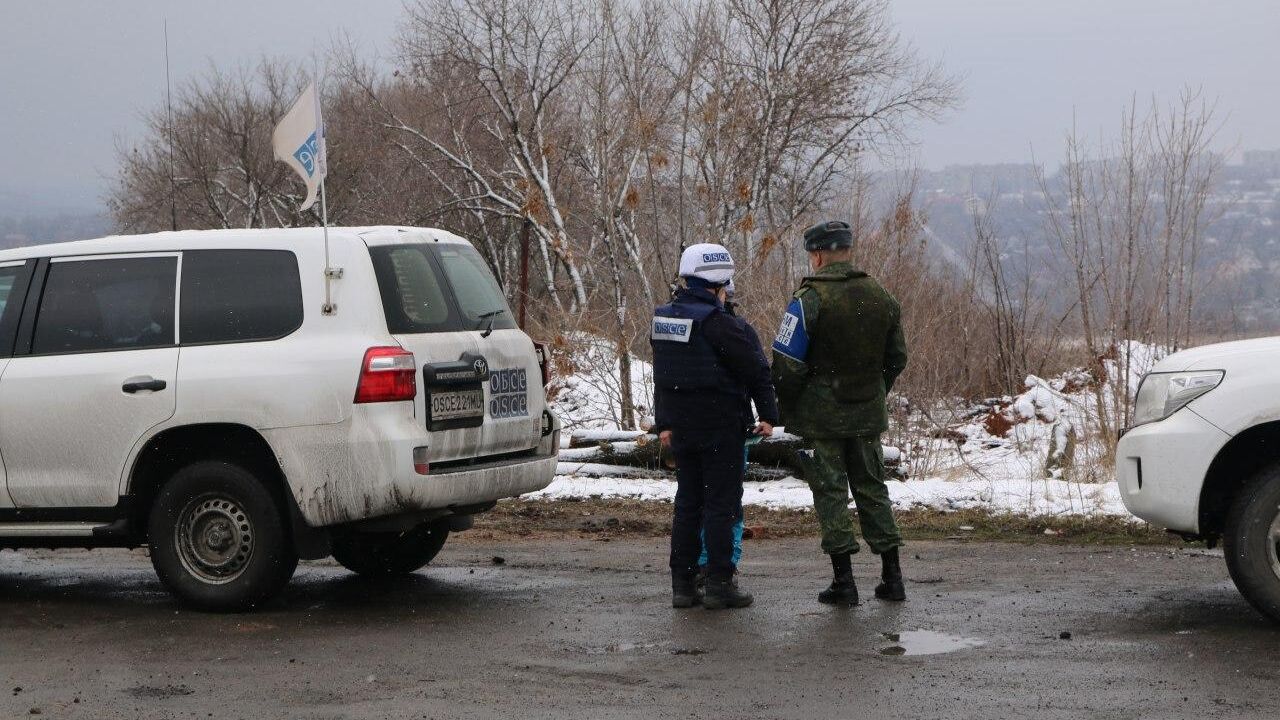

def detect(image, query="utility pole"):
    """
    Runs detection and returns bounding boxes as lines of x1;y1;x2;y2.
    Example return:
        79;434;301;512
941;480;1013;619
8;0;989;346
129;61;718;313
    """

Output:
518;219;532;328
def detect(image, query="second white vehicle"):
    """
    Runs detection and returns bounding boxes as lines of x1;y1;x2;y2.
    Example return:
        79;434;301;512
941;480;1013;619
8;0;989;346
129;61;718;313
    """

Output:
1118;337;1280;621
0;226;559;610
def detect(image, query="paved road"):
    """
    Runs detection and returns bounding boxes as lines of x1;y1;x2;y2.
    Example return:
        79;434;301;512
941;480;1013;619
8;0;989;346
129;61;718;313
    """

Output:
1;536;1277;719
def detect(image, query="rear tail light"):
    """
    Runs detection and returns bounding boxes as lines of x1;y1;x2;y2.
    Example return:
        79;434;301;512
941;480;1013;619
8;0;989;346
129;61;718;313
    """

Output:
534;341;552;387
354;346;417;403
413;446;430;475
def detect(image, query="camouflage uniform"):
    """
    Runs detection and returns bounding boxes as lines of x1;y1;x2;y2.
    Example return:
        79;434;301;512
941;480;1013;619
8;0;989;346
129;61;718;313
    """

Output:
771;261;908;555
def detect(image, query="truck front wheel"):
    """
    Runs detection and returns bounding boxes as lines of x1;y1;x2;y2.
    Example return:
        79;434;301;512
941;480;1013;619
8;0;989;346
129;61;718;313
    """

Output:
331;521;450;577
1224;464;1280;622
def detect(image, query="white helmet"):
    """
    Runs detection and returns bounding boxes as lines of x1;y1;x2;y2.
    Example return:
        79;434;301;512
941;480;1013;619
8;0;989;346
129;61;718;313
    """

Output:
678;243;735;286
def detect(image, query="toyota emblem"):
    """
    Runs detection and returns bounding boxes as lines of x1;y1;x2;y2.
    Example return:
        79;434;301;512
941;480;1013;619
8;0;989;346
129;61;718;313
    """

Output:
473;358;488;376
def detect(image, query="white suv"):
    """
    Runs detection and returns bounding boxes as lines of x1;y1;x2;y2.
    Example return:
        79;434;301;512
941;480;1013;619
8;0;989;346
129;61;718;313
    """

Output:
0;226;559;610
1118;337;1280;621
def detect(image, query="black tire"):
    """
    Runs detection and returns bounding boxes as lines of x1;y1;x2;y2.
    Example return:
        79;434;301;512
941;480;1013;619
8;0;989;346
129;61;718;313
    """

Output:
331;521;450;577
147;460;298;612
1224;464;1280;622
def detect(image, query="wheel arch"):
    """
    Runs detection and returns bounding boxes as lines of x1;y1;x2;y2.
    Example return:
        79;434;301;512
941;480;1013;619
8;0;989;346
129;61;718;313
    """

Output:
127;423;328;556
1199;420;1280;538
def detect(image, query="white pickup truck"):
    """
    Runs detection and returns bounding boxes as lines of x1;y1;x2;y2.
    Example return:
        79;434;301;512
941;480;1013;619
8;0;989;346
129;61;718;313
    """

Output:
1117;337;1280;621
0;226;559;610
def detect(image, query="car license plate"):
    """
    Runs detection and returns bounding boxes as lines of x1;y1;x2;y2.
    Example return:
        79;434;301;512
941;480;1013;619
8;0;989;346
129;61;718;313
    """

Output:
430;388;485;421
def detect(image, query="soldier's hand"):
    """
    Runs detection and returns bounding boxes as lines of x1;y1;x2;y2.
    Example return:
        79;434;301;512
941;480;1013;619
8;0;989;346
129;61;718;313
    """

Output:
753;422;774;438
659;430;673;448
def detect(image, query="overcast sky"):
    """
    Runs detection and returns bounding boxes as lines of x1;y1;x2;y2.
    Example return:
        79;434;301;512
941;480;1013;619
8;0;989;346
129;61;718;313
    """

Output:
1;0;1276;212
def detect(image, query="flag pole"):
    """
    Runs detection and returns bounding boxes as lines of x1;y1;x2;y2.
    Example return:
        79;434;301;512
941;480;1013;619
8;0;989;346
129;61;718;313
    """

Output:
273;74;335;313
315;62;338;316
321;176;336;315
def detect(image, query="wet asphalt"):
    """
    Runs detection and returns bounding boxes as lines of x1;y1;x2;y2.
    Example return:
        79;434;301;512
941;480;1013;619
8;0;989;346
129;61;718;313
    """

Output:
1;536;1277;720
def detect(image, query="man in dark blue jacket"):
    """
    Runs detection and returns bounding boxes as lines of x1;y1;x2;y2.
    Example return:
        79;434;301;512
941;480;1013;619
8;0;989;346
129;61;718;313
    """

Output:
651;243;780;610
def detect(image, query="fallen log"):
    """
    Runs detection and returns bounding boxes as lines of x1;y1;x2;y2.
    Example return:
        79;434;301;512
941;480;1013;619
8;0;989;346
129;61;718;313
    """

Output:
567;429;649;448
555;461;792;484
562;430;906;479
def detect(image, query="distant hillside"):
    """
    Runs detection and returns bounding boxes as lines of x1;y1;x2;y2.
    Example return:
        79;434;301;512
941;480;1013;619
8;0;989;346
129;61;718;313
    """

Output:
0;212;109;249
911;155;1280;333
0;186;109;248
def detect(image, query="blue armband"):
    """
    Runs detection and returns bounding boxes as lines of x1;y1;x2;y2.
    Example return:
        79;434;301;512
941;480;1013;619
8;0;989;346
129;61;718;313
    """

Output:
771;297;809;362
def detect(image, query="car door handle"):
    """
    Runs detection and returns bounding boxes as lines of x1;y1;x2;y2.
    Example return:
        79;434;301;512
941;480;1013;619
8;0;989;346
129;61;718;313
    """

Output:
122;377;167;394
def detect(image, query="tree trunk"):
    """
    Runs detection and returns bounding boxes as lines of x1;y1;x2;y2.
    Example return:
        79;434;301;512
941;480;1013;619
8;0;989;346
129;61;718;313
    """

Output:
616;335;636;431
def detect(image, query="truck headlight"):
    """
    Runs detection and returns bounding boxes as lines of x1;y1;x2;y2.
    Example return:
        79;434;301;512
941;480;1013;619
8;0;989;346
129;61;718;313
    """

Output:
1131;370;1224;428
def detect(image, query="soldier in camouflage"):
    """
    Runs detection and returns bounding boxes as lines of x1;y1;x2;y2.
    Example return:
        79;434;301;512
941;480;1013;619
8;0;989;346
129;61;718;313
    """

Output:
770;220;909;605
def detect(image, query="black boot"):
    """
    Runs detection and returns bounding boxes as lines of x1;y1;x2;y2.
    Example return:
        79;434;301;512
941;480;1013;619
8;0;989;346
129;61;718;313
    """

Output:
818;552;859;606
874;547;906;601
672;571;702;608
704;576;753;610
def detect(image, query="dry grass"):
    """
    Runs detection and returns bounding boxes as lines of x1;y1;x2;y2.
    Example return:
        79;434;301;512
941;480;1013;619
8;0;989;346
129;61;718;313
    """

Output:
462;498;1177;546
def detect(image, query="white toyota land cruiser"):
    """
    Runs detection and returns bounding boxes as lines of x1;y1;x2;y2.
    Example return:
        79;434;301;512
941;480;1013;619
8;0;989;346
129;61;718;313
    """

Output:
0;226;559;610
1118;337;1280;621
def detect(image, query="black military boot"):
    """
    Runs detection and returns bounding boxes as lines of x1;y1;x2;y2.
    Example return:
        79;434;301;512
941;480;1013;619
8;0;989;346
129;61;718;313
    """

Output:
672;571;702;608
703;576;753;610
874;547;906;601
818;552;859;606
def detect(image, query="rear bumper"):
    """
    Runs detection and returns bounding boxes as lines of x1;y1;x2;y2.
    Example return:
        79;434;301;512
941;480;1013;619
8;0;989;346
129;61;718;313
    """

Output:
266;405;559;527
1115;408;1230;533
418;451;557;506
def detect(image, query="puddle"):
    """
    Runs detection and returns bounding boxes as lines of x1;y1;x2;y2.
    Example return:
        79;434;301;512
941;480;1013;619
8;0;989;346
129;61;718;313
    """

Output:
879;630;985;656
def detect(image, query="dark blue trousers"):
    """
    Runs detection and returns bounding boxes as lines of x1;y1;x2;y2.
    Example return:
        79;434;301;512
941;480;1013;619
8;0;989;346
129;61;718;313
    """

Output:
669;424;746;581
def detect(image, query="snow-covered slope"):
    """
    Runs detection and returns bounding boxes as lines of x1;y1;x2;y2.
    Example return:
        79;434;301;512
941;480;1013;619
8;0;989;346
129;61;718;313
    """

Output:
541;337;1160;518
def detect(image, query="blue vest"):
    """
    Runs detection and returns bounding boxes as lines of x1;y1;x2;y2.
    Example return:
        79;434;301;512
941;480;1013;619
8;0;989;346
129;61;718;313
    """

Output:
651;291;741;395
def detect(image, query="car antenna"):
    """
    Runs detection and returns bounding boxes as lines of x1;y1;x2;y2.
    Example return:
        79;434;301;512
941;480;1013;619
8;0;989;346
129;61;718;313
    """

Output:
164;19;177;232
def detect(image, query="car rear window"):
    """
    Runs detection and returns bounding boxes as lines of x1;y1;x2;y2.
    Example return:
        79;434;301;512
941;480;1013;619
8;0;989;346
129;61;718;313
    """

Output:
180;250;303;344
434;245;517;331
369;243;516;334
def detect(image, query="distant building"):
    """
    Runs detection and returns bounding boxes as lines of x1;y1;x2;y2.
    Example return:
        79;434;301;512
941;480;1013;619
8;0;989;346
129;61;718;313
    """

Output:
1244;150;1280;175
924;163;1040;196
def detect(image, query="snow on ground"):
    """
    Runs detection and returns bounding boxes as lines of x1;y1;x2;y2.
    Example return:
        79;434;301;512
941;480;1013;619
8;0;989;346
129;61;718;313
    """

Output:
542;336;1160;518
548;333;655;431
531;470;1125;517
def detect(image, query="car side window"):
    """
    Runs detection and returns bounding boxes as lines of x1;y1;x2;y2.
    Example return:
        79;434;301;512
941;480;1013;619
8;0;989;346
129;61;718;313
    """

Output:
0;263;31;358
31;256;177;355
0;265;23;318
180;250;303;345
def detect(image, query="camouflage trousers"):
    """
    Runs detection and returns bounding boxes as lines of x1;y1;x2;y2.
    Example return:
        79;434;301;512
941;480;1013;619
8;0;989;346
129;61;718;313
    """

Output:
801;435;903;556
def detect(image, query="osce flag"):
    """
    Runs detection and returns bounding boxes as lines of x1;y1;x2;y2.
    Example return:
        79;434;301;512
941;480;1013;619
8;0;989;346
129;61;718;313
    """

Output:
272;81;326;211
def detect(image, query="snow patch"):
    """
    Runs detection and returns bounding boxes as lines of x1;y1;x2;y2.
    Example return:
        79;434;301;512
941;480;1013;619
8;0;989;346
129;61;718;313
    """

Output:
530;472;1127;517
548;333;654;431
541;334;1163;518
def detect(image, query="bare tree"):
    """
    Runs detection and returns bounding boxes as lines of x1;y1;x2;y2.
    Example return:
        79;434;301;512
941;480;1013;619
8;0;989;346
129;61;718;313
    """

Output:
110;61;331;232
112;0;957;430
346;0;597;313
1037;89;1224;449
680;0;957;262
967;192;1066;392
